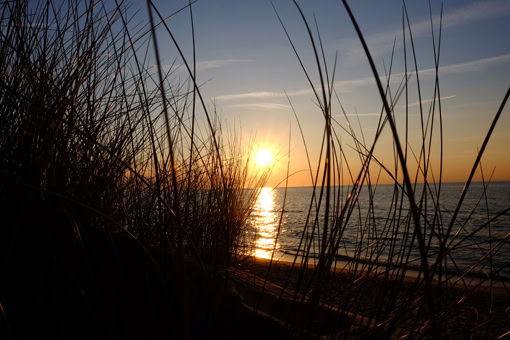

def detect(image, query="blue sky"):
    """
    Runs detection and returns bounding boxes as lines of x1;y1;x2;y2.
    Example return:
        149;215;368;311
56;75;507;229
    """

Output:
144;0;510;186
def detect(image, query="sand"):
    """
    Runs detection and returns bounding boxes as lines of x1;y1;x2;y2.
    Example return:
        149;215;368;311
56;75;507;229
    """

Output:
229;255;510;338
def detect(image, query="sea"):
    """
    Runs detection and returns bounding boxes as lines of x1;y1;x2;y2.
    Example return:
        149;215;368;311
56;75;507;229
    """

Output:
246;182;510;280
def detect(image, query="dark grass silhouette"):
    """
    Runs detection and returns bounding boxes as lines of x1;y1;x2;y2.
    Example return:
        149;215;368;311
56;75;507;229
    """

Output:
1;0;509;339
0;0;276;338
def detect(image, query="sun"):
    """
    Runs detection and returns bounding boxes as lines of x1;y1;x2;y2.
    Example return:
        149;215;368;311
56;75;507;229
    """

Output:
255;149;272;167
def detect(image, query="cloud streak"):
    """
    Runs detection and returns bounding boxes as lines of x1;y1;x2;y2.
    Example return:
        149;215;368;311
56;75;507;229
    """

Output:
218;91;282;101
419;54;510;75
438;0;510;29
334;0;510;62
193;59;254;71
215;53;510;102
405;95;456;108
216;88;312;101
397;0;510;43
162;58;254;73
340;112;381;117
228;103;291;110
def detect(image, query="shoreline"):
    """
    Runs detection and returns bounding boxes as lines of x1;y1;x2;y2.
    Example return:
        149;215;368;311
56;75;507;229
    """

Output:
237;255;510;297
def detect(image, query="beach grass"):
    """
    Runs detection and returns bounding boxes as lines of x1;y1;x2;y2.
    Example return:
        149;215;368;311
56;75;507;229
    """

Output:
0;0;509;339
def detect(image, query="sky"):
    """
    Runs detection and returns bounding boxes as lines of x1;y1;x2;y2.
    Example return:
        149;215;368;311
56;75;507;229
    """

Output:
143;0;510;187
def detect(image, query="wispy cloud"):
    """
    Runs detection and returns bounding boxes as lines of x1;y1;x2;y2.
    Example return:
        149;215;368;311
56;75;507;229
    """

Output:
162;58;254;73
340;112;381;117
333;76;376;92
228;103;291;110
216;88;312;101
419;54;510;75
437;0;510;29
217;91;282;101
404;95;456;108
193;59;254;71
335;0;510;61
366;53;510;85
396;0;510;42
216;53;510;102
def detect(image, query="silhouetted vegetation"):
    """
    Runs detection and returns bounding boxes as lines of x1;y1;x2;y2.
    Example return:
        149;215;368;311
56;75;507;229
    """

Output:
0;0;509;339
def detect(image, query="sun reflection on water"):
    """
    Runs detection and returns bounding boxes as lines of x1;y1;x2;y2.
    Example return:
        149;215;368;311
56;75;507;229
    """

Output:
252;187;280;259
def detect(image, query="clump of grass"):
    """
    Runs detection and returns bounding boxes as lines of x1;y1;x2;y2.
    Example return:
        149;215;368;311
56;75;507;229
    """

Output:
0;0;269;338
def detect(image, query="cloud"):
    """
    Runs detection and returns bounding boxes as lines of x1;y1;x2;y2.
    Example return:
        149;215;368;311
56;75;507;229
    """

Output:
334;0;510;61
438;0;510;29
333;76;376;92
366;53;510;84
419;53;510;75
340;112;381;117
217;91;283;101
228;103;291;110
216;88;313;101
193;59;254;71
216;53;510;102
404;95;456;108
162;58;254;73
395;0;510;42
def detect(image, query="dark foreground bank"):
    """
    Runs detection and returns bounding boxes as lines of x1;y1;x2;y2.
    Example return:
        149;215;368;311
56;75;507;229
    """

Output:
2;202;509;339
0;202;295;339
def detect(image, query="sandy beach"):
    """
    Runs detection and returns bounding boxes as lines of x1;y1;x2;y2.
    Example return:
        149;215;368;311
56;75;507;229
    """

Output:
230;255;510;338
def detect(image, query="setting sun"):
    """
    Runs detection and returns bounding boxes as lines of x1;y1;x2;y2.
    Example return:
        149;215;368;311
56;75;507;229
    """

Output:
255;149;272;167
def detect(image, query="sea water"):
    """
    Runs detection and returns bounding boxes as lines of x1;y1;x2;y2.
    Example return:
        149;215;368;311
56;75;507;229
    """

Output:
247;182;510;280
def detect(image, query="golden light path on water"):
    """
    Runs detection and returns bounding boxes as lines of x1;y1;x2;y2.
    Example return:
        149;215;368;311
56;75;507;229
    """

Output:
252;187;280;259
